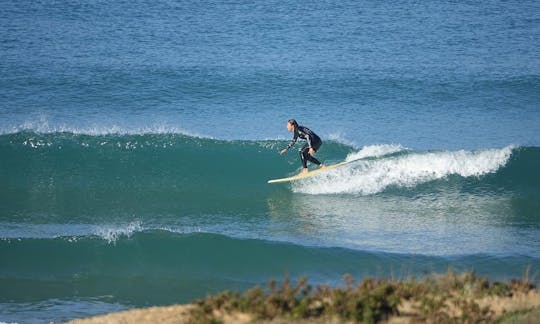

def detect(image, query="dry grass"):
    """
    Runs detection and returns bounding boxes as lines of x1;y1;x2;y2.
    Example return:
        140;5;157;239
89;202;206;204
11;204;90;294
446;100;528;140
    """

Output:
69;270;539;324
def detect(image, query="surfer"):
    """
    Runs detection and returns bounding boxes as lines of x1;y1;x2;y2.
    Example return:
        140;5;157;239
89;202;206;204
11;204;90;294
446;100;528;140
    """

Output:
280;119;325;174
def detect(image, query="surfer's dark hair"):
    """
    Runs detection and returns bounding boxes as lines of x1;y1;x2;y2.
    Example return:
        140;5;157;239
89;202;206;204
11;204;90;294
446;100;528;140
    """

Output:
287;119;298;127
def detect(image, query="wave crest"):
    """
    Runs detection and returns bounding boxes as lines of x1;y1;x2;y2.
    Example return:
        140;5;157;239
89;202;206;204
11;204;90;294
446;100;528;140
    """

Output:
0;115;210;138
293;146;515;195
345;144;406;161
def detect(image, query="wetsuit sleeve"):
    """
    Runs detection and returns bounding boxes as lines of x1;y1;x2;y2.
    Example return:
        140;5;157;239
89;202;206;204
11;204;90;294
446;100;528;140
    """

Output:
285;132;298;150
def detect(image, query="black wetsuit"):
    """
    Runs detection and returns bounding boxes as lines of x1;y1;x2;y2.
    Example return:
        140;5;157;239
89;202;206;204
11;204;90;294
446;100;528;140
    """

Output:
285;125;323;168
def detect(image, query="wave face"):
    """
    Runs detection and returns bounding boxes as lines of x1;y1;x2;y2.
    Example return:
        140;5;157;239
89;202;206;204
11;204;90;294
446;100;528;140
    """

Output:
1;132;538;221
0;132;540;205
0;131;335;221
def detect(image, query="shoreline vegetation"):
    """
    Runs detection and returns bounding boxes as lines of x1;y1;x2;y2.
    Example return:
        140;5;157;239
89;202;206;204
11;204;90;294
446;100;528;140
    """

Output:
70;270;539;323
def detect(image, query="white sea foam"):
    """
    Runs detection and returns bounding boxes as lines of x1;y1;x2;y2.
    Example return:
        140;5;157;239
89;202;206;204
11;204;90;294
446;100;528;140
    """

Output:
345;144;406;161
293;146;515;195
0;221;203;242
326;132;359;148
1;114;211;138
94;221;143;243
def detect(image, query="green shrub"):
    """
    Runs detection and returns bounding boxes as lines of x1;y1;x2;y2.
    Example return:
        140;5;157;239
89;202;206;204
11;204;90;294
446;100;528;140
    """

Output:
189;271;536;323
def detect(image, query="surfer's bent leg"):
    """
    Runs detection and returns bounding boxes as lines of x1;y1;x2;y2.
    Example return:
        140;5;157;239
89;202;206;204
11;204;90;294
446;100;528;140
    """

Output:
307;154;322;165
300;140;322;168
308;140;322;165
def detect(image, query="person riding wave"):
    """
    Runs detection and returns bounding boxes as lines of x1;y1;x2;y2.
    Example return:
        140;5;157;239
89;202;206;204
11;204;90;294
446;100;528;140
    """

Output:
280;119;325;174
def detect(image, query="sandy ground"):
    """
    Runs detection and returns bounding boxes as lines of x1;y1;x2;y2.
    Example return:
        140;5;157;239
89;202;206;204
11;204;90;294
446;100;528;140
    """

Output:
69;304;196;324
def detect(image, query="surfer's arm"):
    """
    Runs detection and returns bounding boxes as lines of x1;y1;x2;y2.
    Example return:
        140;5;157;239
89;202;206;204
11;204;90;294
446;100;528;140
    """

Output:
284;133;298;151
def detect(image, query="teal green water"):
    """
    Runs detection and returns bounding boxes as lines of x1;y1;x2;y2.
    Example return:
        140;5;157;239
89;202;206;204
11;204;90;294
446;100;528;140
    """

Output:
1;132;538;223
1;133;539;322
0;132;349;219
1;232;536;307
1;133;539;312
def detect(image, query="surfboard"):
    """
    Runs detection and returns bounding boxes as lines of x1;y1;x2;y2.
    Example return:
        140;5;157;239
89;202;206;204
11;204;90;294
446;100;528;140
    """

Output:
267;161;350;184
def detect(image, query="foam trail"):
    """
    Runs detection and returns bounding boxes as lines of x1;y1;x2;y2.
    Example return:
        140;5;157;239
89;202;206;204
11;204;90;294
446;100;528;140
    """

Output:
345;144;406;161
293;146;515;195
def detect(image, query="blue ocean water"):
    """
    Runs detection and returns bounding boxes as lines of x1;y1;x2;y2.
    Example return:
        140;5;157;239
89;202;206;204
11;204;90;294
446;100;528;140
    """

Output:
1;0;540;322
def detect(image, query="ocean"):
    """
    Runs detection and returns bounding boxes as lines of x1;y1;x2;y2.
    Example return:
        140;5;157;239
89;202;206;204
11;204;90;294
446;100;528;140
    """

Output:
1;0;540;322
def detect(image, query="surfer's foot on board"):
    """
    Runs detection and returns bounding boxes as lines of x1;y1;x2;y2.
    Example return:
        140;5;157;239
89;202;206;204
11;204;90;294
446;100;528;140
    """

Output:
301;168;309;175
319;164;326;169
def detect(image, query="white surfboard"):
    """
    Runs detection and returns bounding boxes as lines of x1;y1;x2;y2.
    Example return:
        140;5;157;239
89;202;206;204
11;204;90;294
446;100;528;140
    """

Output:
267;161;350;184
